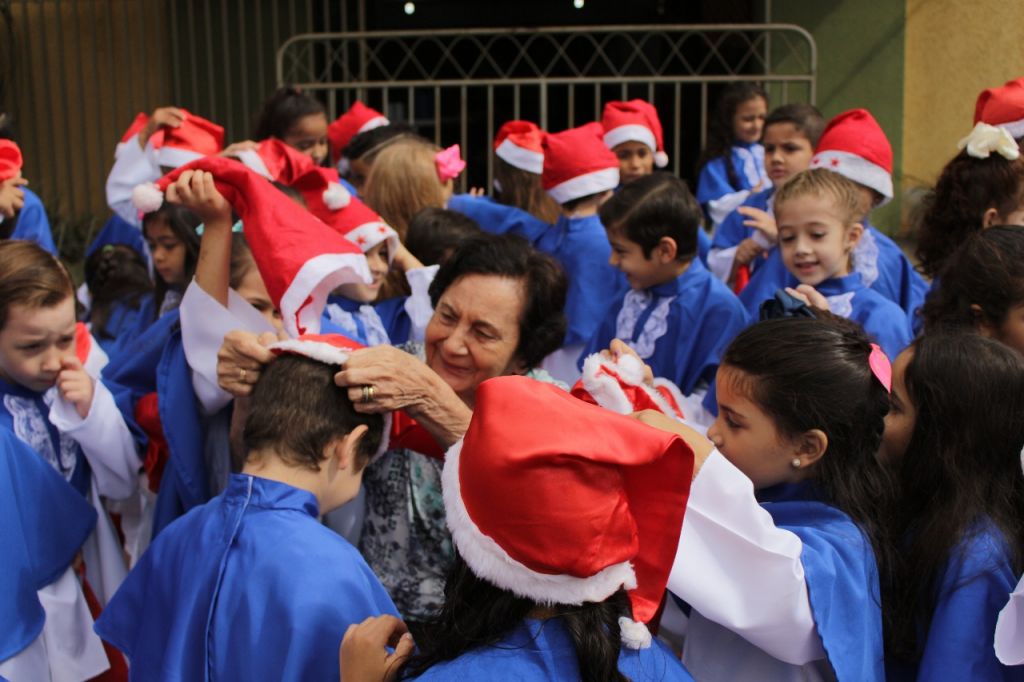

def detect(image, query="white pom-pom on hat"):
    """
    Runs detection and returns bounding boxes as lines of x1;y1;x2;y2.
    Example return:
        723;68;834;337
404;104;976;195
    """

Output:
131;182;165;214
654;150;669;168
323;182;351;210
618;616;653;650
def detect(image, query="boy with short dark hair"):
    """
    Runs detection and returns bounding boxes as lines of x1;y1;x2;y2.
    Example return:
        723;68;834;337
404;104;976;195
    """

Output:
579;173;748;404
95;337;399;681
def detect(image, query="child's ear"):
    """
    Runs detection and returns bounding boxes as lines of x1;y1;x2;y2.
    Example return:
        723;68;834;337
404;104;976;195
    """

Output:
656;236;679;263
329;424;369;471
982;207;1002;228
794;429;828;468
844;222;864;250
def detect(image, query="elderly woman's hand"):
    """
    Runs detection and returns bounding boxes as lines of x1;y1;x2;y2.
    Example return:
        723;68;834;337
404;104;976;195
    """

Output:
217;330;278;396
334;345;439;414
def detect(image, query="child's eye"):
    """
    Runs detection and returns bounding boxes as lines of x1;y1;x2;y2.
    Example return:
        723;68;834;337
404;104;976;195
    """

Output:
812;232;827;240
778;234;795;243
56;336;74;348
17;342;43;352
724;416;742;429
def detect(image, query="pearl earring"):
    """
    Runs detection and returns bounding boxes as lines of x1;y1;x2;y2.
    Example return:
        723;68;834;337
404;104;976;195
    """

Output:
791;458;801;468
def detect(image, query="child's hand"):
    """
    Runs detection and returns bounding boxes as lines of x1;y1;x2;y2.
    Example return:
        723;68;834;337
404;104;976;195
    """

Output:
785;285;831;312
630;409;714;480
339;615;414;682
468;186;486;198
389;241;424;273
737;206;777;242
600;339;655;386
0;176;26;219
57;357;95;419
734;237;765;266
166;170;232;227
140;107;186;146
220;140;259;158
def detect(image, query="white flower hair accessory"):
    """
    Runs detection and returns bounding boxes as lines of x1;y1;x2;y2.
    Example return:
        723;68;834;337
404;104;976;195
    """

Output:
958;122;1021;161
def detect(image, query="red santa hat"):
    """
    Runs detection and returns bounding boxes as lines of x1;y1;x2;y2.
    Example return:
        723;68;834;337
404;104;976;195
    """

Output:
442;375;693;649
235;138;351;209
572;352;685;420
0;140;23;181
121;110;224;169
542;122;620;204
268;333;392;461
328;102;390;166
322;195;399;263
975;77;1024;139
601;100;669;168
131;156;369;337
493;120;545;175
809;109;893;204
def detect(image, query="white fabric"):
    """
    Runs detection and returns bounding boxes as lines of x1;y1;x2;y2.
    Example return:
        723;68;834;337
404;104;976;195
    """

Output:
49;381;138;502
852;227;880;288
614;290;675;360
105;135;159;228
603;124;658;155
325;304;391;347
707;245;739;283
668;450;826;670
404;264;439;343
996;573;1024;664
546;167;620;205
825;291;856;319
539;343;584;386
0;567;109;682
180;280;275;415
811;150;893;202
707;189;752;230
495;139;544;175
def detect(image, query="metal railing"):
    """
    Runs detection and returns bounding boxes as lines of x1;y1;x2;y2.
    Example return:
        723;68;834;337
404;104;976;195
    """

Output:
278;24;816;189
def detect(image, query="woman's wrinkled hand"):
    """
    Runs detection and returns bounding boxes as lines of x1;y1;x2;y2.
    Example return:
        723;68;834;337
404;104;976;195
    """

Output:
334;346;435;414
217;330;278;396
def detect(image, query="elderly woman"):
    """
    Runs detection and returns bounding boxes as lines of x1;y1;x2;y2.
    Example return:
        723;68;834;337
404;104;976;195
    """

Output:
217;233;568;622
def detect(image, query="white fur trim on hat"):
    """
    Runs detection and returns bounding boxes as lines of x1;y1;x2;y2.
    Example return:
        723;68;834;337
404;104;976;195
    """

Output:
441;439;638;607
547;167;620;204
495;138;544;175
156;145;205;169
131;182;164;213
323;182;352;209
235;149;273;180
603;125;657;156
651;378;686;417
1001;118;1024;140
810;150;893;204
580;353;680;418
618;616;653;649
358;116;390;135
345;222;399;263
280;252;372;337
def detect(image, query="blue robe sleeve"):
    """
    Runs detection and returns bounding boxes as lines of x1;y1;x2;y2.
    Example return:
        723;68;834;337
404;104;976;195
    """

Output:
858;227;929;321
676;288;750;394
766;499;885;682
849;290;913;363
577;289;628;369
737;249;796;318
9;188;57;255
697;227;711;266
374;296;413;346
696;157;738;206
447;194;551;245
711;203;755;250
0;429;96;661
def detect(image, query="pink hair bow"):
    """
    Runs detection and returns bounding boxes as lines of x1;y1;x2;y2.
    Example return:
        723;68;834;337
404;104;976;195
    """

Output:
435;144;466;183
868;343;892;393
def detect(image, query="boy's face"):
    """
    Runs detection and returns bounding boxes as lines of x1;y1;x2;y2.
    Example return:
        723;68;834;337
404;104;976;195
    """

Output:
613;141;654;186
763;122;814;187
776;193;862;286
0;298;77;393
607;228;666;291
336;241;389;303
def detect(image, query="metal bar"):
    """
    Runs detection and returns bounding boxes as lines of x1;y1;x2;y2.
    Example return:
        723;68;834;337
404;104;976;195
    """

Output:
169;0;181;103
459;85;467;193
71;0;91;217
220;0;233;135
433;85;441;146
254;0;265;101
593;83;600;121
539;83;547;130
53;0;74;218
272;1;282;85
700;82;708;151
187;0;199;106
34;0;62;226
486;85;493;191
17;0;41;202
239;0;250;139
673;82;681;178
567;83;574;127
513;85;520;120
90;0;106;207
290;74;816;90
407;87;414;125
204;0;216;118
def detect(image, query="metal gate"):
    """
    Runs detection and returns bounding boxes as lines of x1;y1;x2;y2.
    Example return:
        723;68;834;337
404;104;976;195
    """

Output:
277;24;816;189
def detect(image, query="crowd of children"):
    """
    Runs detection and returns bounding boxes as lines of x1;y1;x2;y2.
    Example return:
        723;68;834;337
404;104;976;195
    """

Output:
3;71;1024;682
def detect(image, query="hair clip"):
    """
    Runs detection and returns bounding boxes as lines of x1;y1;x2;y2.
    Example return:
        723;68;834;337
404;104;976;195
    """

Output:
435;144;466;183
195;220;243;236
868;343;892;393
958;122;1021;161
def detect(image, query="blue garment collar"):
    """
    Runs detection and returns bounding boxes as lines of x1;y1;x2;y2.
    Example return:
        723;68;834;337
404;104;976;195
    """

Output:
734;140;762;151
226;474;320;517
647;258;708;298
757;480;826;505
327;294;362;312
814;271;865;297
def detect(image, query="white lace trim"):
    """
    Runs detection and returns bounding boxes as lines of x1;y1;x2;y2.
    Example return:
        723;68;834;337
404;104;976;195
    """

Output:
4;389;79;480
826;291;856;319
326;303;391;346
615;290;676;360
852;229;880;287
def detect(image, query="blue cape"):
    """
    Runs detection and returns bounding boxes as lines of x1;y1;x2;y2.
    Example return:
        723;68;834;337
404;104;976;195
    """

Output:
0;429;96;661
8;187;57;255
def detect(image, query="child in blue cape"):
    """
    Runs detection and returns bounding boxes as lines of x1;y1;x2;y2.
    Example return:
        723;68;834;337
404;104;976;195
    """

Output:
340;375;694;681
580;172;747;405
0;138;57;254
882;333;1024;681
95;338;400;681
740;168;912;362
696;82;771;229
659;313;895;680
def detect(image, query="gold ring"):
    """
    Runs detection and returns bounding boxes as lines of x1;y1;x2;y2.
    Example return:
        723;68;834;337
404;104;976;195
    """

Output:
239;367;247;382
361;385;375;403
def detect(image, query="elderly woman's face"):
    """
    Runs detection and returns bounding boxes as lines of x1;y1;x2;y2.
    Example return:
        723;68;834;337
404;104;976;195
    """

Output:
425;274;526;404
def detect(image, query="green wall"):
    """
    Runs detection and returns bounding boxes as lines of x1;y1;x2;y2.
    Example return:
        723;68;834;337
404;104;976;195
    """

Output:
766;1;906;233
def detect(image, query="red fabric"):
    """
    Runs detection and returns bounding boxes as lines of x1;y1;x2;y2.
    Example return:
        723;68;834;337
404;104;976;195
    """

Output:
328;102;388;164
134;392;168;493
74;322;92;365
975;77;1024;127
494;120;544;154
541;122;619;191
149;110;224;157
251;138;317;184
119;112;150;144
388;410;445;460
813;109;892;173
459;377;693;625
653;385;685;420
0;140;23;181
733;263;751;294
77;567;129;681
601;99;665;153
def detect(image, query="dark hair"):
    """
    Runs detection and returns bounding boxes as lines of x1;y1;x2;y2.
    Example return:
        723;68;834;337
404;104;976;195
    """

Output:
142;203;201;312
914;149;1024;277
697;82;769;188
887;332;1024;661
0;240;74;331
598;172;701;259
721;315;895;629
493;157;561;224
405;207;481;267
560;191;608;213
401;554;629;682
84;245;153;341
429;233;566;368
341;123;417;164
764;103;825;147
272;180;306;207
244;354;383;471
228;233;256;290
921;225;1024;334
251;86;325;141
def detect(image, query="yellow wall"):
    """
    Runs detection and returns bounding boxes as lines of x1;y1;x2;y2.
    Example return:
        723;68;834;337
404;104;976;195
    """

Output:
903;0;1024;196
